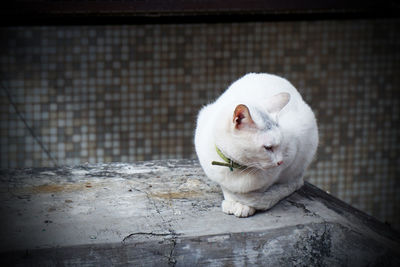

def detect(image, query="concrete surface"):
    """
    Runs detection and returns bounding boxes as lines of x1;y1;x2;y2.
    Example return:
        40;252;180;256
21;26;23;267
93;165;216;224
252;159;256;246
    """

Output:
0;159;399;266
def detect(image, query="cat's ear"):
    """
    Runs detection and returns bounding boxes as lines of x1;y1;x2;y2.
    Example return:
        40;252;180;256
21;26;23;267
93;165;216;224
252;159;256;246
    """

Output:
233;104;254;130
266;92;290;118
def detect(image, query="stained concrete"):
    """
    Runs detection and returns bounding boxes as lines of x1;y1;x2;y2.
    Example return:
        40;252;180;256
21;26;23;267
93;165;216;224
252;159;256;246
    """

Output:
0;160;399;266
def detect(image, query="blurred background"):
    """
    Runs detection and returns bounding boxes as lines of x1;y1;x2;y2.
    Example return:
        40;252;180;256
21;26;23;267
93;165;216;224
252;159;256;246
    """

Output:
1;1;399;230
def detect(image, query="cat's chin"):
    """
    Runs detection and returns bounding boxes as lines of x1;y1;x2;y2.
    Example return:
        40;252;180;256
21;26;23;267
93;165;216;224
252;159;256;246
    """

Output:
240;163;277;172
258;164;281;171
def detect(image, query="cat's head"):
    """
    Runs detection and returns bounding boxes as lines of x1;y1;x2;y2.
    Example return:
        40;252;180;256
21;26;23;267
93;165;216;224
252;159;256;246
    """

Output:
216;92;290;170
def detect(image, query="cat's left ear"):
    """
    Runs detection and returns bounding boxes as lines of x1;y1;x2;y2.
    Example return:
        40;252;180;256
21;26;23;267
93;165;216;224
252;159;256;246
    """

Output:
266;92;290;119
233;104;255;130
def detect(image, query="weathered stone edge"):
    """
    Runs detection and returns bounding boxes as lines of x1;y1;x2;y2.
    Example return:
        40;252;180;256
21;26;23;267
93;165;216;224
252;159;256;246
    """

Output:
300;182;400;242
1;221;399;267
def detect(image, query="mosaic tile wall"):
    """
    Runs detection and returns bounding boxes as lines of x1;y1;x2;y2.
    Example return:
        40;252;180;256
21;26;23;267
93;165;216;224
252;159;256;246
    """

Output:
1;19;399;230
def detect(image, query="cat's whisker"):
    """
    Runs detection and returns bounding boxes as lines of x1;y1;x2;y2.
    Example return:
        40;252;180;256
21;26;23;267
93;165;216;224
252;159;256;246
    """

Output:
239;164;262;176
237;162;260;175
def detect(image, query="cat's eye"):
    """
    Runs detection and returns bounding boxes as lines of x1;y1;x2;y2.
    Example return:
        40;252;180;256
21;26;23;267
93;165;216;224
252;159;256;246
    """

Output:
264;145;273;152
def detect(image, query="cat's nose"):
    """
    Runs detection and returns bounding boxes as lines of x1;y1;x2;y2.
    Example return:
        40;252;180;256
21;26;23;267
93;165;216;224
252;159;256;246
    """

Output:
277;161;283;166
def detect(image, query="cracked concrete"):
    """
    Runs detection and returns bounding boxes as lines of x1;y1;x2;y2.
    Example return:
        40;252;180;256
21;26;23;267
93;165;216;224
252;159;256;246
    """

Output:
0;160;399;266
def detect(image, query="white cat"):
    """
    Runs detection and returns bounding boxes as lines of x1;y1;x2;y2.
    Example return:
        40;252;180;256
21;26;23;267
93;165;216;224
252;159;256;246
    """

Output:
194;73;318;217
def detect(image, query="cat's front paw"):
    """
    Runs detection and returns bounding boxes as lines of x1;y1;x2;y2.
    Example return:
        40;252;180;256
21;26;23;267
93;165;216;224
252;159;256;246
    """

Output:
222;200;235;215
222;200;255;218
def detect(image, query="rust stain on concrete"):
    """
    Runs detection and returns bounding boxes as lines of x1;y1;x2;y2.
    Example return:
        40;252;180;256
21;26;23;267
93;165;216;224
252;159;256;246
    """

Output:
18;182;95;194
149;190;202;199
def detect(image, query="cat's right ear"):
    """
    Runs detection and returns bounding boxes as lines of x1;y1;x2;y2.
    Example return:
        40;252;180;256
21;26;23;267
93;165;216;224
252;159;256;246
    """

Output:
233;104;254;130
266;92;291;121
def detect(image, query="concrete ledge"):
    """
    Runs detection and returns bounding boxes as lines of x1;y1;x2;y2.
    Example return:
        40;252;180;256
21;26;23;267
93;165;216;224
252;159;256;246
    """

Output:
1;160;399;266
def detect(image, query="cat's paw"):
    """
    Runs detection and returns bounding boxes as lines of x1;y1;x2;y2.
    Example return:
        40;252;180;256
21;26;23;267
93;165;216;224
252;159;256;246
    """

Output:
222;200;235;215
233;202;256;217
222;200;255;218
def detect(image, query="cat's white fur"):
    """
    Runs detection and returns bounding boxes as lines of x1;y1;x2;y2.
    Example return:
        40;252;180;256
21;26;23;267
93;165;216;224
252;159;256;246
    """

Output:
194;73;318;217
